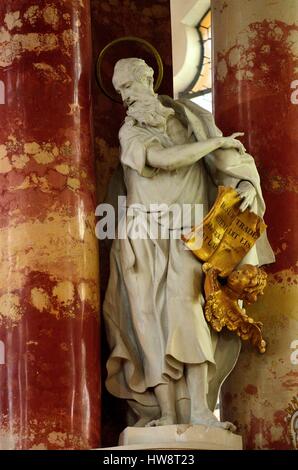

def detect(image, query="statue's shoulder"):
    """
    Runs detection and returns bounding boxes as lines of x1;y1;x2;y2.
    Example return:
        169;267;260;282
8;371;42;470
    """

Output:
171;96;222;138
178;97;212;117
119;117;137;139
159;95;215;135
119;116;149;140
159;94;211;117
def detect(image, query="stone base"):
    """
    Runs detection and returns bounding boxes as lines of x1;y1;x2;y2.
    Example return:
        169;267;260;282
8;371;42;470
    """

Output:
112;425;242;450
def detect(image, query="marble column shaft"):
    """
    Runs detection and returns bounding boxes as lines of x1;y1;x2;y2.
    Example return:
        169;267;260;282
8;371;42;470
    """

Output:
0;0;100;449
212;0;298;449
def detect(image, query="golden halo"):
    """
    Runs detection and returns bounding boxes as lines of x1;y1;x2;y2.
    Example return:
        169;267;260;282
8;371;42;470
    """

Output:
96;36;164;103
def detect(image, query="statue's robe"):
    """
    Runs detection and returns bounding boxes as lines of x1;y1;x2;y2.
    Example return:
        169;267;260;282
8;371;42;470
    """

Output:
103;96;275;424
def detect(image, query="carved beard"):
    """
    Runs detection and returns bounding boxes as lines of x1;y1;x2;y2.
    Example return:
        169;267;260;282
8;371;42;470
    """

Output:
126;96;175;128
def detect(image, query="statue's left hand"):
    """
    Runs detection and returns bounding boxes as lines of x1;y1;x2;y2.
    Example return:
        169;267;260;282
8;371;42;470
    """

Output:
236;181;257;212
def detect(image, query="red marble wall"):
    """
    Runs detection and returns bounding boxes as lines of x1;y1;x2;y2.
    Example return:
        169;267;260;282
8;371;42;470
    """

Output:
90;0;173;447
0;1;100;449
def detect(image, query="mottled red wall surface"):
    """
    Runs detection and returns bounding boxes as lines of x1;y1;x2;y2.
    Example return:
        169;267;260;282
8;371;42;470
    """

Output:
214;19;298;272
90;0;173;446
0;1;100;449
213;0;298;450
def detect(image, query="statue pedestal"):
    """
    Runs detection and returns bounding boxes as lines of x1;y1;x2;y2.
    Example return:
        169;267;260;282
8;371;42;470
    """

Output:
116;425;242;450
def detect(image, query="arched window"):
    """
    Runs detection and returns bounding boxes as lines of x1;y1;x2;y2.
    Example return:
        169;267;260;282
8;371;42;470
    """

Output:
180;9;212;111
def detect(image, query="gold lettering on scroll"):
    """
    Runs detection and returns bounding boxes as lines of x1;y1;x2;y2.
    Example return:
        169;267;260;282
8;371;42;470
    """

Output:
183;186;268;353
183;186;266;277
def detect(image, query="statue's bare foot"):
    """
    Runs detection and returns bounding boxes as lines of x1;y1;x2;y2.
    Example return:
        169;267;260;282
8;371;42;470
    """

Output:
145;414;176;427
191;409;236;433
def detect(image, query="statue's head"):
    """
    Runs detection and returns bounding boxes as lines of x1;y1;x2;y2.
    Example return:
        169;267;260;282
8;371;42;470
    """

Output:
112;58;155;107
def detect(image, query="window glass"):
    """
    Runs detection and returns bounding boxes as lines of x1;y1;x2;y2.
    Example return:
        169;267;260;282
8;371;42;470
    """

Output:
180;9;212;112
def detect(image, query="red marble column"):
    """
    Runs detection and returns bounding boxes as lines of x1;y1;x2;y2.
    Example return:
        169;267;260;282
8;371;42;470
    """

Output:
0;1;100;449
212;0;298;449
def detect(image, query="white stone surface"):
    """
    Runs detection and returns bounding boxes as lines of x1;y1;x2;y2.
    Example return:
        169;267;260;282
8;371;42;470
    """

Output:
117;425;242;450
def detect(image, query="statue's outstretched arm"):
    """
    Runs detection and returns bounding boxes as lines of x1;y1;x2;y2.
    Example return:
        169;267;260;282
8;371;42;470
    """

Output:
146;134;245;171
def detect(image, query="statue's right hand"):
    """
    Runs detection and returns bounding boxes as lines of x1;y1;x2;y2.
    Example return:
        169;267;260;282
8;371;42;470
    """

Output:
220;133;246;155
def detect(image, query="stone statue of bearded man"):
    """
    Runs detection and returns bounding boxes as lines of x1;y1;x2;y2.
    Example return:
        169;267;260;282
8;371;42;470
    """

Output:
103;58;274;431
